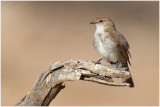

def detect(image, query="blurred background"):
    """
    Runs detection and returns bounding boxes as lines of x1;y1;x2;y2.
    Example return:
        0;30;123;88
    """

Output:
1;1;159;106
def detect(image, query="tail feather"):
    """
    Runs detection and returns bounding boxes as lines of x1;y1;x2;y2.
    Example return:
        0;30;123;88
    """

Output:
126;76;134;88
126;67;134;88
110;60;134;87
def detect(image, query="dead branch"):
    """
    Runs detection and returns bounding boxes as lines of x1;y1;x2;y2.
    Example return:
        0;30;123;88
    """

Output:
16;59;131;106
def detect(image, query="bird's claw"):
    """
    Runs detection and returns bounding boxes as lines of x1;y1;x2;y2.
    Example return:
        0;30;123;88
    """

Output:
92;58;102;64
92;61;101;64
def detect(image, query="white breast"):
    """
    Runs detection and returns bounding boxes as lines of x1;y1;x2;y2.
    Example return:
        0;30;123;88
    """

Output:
94;24;117;62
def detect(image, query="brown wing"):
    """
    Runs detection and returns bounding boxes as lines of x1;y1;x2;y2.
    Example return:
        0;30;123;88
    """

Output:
110;31;131;66
118;33;131;58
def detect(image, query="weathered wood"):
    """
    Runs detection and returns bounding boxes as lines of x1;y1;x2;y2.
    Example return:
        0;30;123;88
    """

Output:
16;59;131;106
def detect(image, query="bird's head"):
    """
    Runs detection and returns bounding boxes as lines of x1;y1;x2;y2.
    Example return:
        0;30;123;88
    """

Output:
90;17;116;30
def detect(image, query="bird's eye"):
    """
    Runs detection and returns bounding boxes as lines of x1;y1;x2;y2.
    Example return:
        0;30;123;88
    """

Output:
99;20;103;22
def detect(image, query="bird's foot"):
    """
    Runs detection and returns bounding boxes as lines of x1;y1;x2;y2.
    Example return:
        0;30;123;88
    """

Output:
110;64;117;68
92;58;102;64
116;61;122;68
110;61;122;68
95;61;101;64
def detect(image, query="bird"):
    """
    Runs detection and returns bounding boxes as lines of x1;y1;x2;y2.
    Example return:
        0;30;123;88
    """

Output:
90;17;134;87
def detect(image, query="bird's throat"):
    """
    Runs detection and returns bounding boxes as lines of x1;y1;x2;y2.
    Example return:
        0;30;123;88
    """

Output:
96;24;105;34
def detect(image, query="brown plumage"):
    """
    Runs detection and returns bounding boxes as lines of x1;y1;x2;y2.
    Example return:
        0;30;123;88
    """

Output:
90;17;134;87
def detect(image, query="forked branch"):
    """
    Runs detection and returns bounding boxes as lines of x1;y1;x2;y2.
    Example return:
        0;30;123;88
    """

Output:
16;59;131;106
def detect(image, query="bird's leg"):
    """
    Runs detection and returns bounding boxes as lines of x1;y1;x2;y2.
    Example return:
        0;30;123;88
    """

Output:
115;61;122;68
93;58;102;64
96;58;102;63
110;61;122;68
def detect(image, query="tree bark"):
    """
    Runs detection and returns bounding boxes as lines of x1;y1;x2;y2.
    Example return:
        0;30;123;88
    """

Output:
16;59;131;106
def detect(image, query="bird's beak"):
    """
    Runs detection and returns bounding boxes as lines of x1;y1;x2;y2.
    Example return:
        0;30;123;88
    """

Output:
90;22;96;24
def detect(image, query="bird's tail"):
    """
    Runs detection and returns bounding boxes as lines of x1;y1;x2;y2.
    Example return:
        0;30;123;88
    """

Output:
125;67;134;88
126;75;134;88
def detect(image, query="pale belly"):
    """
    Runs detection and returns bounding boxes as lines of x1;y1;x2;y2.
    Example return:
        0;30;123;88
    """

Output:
94;34;119;63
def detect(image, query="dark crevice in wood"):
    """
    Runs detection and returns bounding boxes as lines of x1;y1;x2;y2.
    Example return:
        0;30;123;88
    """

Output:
42;83;65;106
42;65;64;82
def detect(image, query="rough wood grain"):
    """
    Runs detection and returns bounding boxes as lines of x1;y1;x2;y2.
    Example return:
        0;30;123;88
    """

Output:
16;59;131;106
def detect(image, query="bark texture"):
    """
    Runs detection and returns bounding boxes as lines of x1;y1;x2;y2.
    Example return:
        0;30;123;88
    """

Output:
16;59;131;106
